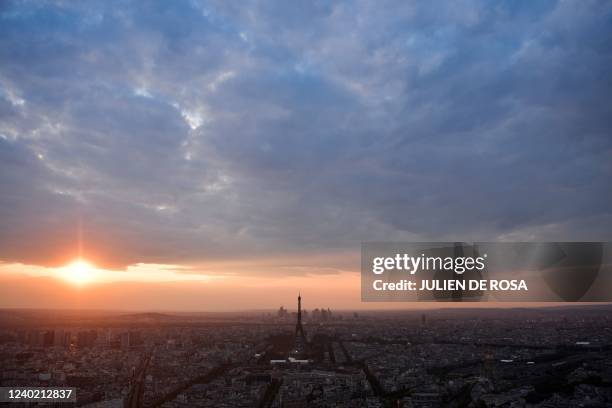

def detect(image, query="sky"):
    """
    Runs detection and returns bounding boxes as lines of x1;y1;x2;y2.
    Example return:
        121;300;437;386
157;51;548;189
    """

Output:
1;0;611;310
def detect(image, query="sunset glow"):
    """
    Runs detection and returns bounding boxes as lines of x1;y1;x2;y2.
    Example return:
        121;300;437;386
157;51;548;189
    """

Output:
61;259;97;286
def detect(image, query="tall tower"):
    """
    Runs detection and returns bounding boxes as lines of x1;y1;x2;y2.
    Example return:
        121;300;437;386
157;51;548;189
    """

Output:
294;293;307;354
297;293;301;323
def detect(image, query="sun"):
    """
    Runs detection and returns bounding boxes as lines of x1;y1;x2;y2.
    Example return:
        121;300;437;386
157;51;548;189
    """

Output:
62;259;97;285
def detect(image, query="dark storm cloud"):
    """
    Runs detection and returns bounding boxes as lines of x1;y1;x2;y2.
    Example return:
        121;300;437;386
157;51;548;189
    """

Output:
0;0;611;270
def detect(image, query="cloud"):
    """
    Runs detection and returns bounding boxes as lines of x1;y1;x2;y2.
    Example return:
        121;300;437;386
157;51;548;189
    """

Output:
0;0;611;272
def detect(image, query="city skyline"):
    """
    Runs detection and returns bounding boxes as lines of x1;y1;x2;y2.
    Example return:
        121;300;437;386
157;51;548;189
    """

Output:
2;2;612;406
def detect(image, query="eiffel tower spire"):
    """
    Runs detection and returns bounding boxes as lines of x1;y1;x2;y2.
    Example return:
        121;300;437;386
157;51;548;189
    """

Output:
297;292;301;324
294;292;306;353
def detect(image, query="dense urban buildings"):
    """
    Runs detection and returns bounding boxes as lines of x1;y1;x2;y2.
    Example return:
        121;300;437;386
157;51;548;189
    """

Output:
1;302;611;407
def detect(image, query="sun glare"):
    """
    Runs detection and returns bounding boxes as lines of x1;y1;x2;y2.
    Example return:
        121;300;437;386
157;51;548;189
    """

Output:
62;259;97;285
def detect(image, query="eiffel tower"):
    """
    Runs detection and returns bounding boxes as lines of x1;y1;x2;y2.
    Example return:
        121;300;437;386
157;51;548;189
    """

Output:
293;293;307;354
